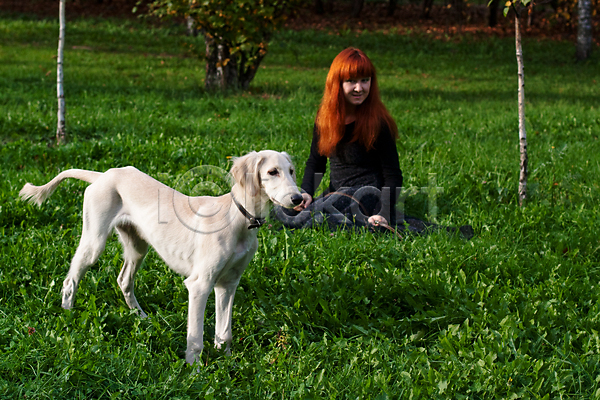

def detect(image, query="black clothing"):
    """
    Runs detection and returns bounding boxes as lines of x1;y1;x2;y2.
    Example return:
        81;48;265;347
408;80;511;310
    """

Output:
299;121;402;223
301;121;403;198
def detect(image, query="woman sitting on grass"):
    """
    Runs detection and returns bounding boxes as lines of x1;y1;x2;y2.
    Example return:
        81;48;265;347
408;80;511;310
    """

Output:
275;47;401;230
276;47;472;238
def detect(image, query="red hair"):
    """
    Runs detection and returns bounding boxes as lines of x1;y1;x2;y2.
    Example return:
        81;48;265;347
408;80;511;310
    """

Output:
315;47;397;156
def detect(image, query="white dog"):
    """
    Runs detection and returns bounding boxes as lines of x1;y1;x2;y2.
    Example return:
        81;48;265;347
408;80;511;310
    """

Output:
19;150;302;365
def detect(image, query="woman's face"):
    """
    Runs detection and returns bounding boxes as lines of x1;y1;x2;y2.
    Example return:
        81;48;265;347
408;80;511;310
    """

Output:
342;76;371;108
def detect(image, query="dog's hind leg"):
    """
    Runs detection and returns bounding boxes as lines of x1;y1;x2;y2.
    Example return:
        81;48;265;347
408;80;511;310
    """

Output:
62;226;110;310
62;186;118;310
116;224;149;318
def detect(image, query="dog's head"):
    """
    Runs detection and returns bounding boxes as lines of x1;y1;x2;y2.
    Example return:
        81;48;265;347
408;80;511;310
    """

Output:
230;150;302;209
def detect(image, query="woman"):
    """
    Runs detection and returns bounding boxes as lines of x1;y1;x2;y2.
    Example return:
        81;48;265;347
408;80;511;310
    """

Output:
276;47;404;231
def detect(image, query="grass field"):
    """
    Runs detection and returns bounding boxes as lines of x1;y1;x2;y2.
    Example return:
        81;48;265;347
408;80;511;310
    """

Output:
1;12;600;399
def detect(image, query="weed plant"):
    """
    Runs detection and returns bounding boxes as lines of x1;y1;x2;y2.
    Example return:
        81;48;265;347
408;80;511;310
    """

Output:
1;13;600;399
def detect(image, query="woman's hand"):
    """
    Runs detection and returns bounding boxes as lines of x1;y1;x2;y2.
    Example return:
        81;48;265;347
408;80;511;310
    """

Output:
293;193;313;212
368;215;388;227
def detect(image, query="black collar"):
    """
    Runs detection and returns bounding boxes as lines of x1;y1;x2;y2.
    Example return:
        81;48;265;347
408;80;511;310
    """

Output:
231;194;266;229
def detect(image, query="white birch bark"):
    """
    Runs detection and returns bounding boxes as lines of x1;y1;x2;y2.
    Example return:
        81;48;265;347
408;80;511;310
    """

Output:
56;0;66;145
186;16;196;36
576;0;593;61
186;0;197;36
515;15;528;206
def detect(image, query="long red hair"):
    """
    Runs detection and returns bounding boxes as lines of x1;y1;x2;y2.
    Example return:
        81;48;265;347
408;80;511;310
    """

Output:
315;47;397;156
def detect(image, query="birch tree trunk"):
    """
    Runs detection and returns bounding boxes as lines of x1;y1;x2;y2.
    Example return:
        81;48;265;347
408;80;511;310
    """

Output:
576;0;593;61
202;33;266;91
56;0;66;145
204;34;238;91
515;15;528;206
186;16;197;36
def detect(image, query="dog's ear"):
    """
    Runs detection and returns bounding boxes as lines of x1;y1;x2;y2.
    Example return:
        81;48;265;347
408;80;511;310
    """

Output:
281;152;296;179
230;151;257;188
230;151;263;197
281;151;292;163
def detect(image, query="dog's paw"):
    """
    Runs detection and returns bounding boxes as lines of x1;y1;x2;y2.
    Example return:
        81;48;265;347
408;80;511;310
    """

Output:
61;278;77;309
185;351;202;366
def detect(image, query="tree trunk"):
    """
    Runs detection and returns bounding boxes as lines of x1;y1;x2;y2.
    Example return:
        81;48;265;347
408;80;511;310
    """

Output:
450;0;465;22
352;0;364;18
186;0;196;36
422;0;434;18
186;16;197;37
204;34;238;91
527;4;534;27
314;0;333;14
515;15;528;206
56;0;66;145
203;33;269;91
314;0;324;14
388;0;397;16
237;50;266;90
576;0;593;61
488;0;499;27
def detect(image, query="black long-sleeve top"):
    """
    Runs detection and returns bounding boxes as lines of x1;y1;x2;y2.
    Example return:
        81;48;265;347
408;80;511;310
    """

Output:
300;121;403;219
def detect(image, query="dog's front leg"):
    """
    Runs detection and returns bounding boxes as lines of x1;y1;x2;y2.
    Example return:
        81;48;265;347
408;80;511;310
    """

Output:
213;281;241;354
183;275;213;366
213;253;254;354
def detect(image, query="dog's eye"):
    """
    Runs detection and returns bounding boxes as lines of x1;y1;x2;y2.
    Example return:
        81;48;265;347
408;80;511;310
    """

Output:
268;169;279;176
290;168;294;175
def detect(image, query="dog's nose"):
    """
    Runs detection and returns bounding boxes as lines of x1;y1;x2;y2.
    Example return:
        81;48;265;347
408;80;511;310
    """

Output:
290;193;303;206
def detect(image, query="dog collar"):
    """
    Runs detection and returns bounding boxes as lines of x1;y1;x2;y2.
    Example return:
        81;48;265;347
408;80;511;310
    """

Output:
231;194;266;229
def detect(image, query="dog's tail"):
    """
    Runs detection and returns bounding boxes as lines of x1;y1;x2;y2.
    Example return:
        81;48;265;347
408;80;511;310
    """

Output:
19;169;102;206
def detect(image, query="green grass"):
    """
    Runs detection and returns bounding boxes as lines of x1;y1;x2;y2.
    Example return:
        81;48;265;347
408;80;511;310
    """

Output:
1;13;600;399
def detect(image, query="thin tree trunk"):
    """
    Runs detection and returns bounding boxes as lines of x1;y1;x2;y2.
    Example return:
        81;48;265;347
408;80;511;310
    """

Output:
352;0;364;18
314;0;324;14
422;0;434;18
527;4;534;27
576;0;593;61
488;0;499;27
56;0;66;145
515;15;528;206
450;0;465;22
314;0;333;14
388;0;397;16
